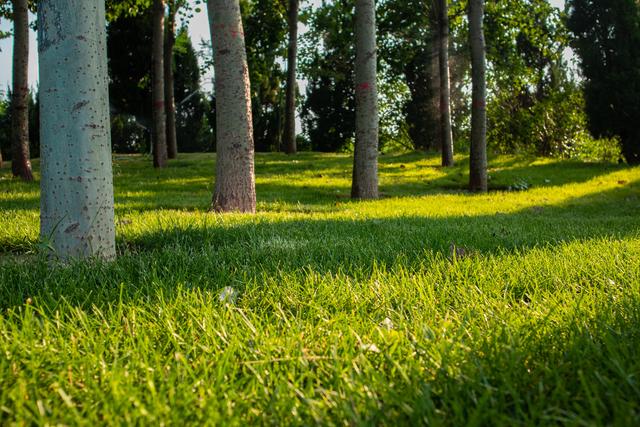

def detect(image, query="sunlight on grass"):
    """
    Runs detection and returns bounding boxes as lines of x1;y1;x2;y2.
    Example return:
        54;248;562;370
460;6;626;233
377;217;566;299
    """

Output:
1;153;639;424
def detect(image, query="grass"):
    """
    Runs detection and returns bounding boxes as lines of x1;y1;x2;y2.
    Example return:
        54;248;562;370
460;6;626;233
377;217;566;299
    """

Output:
1;152;639;425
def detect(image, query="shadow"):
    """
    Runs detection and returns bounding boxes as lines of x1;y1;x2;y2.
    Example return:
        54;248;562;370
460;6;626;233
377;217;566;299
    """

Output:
1;180;639;309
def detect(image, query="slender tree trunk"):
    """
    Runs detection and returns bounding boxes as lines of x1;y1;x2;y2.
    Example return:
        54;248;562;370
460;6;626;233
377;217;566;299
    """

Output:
352;0;379;200
152;0;168;168
38;0;116;260
207;0;256;213
438;0;454;167
283;0;299;155
468;0;488;192
11;0;33;181
165;4;178;159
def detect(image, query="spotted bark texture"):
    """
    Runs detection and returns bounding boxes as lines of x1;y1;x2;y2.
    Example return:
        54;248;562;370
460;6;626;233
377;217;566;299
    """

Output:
439;0;454;167
38;0;116;260
152;0;168;168
283;0;299;155
469;0;488;192
11;0;34;181
165;6;178;160
351;0;379;200
207;0;256;213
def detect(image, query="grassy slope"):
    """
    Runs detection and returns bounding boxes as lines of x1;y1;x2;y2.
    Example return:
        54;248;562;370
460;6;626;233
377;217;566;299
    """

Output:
1;152;639;425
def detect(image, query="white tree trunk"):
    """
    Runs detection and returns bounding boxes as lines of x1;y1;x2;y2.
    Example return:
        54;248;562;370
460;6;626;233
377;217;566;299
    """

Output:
38;0;116;260
469;0;488;192
207;0;257;213
352;0;379;200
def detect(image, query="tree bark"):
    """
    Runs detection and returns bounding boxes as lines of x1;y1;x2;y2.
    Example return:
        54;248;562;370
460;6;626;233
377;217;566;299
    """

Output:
468;0;488;192
207;0;257;213
283;0;299;155
438;0;454;167
165;3;178;159
11;0;33;181
152;0;168;168
352;0;379;200
38;0;116;260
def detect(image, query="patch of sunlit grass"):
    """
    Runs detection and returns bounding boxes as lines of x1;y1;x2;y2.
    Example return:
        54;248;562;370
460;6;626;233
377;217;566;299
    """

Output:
0;152;639;425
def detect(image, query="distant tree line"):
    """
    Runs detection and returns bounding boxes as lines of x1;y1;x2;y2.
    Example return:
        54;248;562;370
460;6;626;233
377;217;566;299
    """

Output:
1;0;639;261
1;0;637;164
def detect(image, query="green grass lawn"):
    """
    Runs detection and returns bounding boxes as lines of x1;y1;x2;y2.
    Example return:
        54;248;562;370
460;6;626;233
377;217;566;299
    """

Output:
1;152;640;425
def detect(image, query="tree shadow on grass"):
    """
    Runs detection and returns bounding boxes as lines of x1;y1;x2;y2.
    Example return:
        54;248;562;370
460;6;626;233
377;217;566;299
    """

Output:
1;181;638;311
0;154;627;213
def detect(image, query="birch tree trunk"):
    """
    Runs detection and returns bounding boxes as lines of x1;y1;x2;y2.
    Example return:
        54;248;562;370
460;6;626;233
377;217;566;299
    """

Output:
351;0;379;200
38;0;116;260
438;0;454;167
469;0;488;192
283;0;299;155
165;3;178;159
208;0;257;213
152;0;168;168
11;0;34;181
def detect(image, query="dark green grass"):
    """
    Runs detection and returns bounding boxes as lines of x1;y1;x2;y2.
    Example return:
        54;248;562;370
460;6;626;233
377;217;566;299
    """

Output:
1;152;639;425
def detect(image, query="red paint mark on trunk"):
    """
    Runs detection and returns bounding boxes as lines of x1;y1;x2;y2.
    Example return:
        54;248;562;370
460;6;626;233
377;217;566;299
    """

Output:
357;82;371;91
154;100;165;108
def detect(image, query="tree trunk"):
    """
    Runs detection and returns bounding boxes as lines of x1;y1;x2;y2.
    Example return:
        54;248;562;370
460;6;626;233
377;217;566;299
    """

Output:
11;0;33;181
468;0;488;192
207;0;256;213
152;0;168;168
38;0;116;260
351;0;379;200
165;4;178;159
438;0;454;167
283;0;299;155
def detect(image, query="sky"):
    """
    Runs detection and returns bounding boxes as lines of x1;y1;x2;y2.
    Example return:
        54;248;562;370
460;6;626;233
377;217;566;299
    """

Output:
0;0;566;95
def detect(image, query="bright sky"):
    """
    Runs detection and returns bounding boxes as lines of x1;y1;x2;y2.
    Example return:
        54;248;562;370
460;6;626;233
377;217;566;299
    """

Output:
0;0;566;95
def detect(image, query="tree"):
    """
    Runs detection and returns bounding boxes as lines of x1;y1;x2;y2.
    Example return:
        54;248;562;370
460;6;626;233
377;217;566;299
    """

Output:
7;0;33;180
437;0;454;166
468;0;487;192
567;0;640;164
165;0;180;159
208;0;256;212
352;0;379;199
38;0;116;259
152;0;168;168
283;0;299;154
378;0;442;152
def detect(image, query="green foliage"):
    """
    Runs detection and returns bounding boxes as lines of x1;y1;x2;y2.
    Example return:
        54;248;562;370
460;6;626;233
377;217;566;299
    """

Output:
488;75;592;157
299;0;356;152
0;89;39;160
567;0;640;164
299;0;412;152
107;11;207;154
572;136;624;164
241;0;288;152
1;153;640;424
484;0;588;158
174;28;212;152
